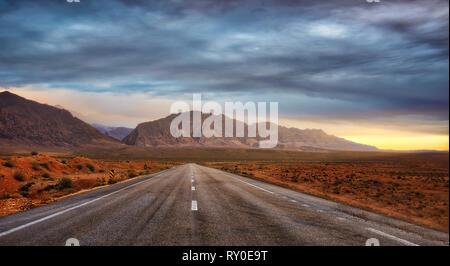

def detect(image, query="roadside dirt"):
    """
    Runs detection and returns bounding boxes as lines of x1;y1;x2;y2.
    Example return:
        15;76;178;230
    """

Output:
206;158;449;232
0;154;177;217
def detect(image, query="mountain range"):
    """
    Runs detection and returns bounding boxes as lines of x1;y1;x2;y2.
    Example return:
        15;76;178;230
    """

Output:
91;123;133;141
0;91;378;151
122;112;378;151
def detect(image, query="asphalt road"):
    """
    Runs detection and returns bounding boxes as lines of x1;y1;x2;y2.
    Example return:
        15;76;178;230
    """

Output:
0;164;448;246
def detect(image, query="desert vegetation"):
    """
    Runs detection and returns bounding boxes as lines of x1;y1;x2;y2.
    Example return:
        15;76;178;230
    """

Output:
0;154;177;217
206;153;449;232
0;149;448;233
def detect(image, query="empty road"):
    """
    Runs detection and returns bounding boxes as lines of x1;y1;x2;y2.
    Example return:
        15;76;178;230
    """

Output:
0;164;448;246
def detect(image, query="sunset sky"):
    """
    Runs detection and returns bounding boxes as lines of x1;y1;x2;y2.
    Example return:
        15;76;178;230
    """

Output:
0;0;448;151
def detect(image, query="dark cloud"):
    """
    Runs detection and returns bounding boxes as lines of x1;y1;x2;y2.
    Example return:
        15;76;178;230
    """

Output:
0;0;448;125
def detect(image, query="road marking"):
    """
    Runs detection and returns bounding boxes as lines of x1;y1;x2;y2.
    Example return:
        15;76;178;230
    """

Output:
366;228;419;246
0;169;170;238
192;186;195;191
302;204;311;208
65;238;80;246
191;200;198;211
290;199;297;203
365;238;380;246
226;174;274;194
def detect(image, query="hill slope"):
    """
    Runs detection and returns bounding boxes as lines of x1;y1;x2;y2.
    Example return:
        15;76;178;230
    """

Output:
0;91;121;148
92;123;134;141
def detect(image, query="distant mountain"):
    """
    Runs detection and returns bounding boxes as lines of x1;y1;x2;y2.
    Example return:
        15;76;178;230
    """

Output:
277;127;377;151
0;91;122;148
123;112;250;148
92;123;134;141
123;112;378;151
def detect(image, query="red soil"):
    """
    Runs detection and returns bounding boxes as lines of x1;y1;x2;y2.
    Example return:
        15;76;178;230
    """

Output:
0;154;176;217
206;158;449;232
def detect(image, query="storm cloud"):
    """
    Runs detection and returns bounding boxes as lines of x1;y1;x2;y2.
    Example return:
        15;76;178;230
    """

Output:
0;0;448;125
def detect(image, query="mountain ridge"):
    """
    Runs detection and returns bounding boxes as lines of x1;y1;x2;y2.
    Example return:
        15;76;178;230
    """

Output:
92;123;134;141
0;91;122;148
0;91;378;151
123;111;378;151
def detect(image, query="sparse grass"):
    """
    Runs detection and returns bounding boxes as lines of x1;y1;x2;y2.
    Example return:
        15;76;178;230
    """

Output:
2;161;14;168
19;182;35;192
43;184;55;191
95;177;106;187
83;147;450;168
39;162;49;170
76;164;83;170
42;172;51;179
127;170;137;179
56;177;73;190
85;163;95;172
31;161;40;170
207;154;449;232
13;171;26;182
1;192;12;199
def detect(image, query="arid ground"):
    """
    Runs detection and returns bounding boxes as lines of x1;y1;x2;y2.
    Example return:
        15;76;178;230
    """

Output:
0;154;177;217
204;153;449;232
0;149;448;232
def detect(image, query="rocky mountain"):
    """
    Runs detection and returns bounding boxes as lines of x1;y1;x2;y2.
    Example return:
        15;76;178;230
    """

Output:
0;91;122;148
0;92;377;151
92;123;134;141
123;112;378;151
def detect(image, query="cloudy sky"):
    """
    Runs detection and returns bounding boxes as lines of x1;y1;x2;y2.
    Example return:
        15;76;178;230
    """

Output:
0;0;448;150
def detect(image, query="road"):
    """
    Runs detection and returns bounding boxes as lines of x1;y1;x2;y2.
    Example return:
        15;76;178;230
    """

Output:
0;164;448;246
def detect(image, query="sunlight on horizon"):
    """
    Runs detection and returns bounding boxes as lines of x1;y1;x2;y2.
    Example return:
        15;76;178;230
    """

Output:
343;135;449;151
4;87;450;152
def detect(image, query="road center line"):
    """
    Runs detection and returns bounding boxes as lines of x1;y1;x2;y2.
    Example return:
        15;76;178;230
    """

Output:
0;169;170;238
192;186;195;191
191;200;198;211
366;228;419;246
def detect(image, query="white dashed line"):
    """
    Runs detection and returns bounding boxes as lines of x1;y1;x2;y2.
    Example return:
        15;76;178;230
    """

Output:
192;186;195;191
302;204;311;208
191;200;198;211
290;199;297;203
367;228;419;246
